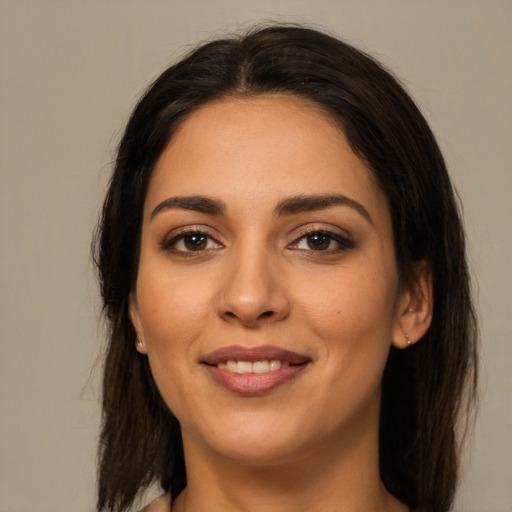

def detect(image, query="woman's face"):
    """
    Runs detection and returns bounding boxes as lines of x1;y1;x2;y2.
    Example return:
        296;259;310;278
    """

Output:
130;95;408;465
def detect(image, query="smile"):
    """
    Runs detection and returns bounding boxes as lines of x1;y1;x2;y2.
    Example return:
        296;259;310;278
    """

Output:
217;359;290;373
201;345;310;395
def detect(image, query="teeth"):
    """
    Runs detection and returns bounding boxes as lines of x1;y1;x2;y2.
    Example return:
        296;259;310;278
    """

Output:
217;359;289;373
237;361;253;373
253;360;270;373
269;360;280;371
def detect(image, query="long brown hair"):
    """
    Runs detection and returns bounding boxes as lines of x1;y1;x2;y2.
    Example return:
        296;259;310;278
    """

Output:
94;25;478;512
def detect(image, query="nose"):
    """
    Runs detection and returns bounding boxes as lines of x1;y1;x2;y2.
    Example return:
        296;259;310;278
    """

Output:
217;244;290;327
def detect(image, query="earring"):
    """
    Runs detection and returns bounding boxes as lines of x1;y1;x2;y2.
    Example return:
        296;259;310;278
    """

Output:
405;332;413;346
136;339;144;349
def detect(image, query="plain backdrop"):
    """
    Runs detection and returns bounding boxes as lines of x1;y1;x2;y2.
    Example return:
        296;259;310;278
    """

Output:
1;1;511;511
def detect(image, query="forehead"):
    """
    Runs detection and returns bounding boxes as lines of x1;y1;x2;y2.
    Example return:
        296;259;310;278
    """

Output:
145;94;387;220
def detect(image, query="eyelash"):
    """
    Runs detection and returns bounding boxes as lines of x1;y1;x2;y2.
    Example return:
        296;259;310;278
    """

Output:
160;228;223;255
160;228;355;256
291;228;355;254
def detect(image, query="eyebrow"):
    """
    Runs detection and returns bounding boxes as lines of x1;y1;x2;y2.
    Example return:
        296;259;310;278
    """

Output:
150;195;226;219
275;194;373;225
150;193;373;225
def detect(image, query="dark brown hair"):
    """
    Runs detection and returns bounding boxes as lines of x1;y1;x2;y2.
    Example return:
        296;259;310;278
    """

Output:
94;25;477;512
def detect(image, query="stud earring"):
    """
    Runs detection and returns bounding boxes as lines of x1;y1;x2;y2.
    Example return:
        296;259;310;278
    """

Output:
405;332;413;346
136;339;144;349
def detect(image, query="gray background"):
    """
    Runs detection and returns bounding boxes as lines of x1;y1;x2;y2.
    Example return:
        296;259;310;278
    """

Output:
1;1;511;511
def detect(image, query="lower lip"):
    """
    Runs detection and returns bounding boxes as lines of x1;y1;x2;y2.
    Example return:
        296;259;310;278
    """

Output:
203;364;308;396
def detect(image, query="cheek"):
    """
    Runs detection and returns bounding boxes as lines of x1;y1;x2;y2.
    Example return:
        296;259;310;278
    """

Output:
303;266;397;340
297;263;398;396
137;267;211;345
135;270;212;400
294;268;397;430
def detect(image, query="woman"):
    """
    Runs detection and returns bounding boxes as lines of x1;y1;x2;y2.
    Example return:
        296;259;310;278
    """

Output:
94;25;477;512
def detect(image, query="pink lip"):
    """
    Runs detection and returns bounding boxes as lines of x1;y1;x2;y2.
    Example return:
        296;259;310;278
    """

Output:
201;345;311;396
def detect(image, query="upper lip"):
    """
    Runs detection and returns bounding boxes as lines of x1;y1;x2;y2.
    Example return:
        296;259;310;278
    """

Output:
201;345;311;365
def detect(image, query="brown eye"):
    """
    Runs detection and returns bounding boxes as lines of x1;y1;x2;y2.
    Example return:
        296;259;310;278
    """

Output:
290;230;355;254
163;230;222;254
183;234;208;251
306;233;331;250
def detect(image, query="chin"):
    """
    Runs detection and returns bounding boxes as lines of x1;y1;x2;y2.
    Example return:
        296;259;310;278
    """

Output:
183;407;328;467
209;436;306;467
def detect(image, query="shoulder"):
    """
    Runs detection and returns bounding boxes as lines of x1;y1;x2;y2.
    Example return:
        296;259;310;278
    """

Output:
139;492;171;512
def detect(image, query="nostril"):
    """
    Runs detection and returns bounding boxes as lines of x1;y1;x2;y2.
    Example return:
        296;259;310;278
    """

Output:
222;309;275;323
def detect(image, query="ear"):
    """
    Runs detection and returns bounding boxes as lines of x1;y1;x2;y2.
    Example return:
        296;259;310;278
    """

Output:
392;261;433;349
129;292;147;354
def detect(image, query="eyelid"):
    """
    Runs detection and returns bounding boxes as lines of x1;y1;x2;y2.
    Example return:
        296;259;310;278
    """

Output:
160;226;223;252
159;223;354;255
289;225;355;252
292;223;352;239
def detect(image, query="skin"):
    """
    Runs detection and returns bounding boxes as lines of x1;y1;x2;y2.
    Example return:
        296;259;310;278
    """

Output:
130;95;432;512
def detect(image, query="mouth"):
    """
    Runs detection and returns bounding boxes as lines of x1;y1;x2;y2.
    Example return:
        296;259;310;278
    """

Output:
201;345;311;395
217;359;290;373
